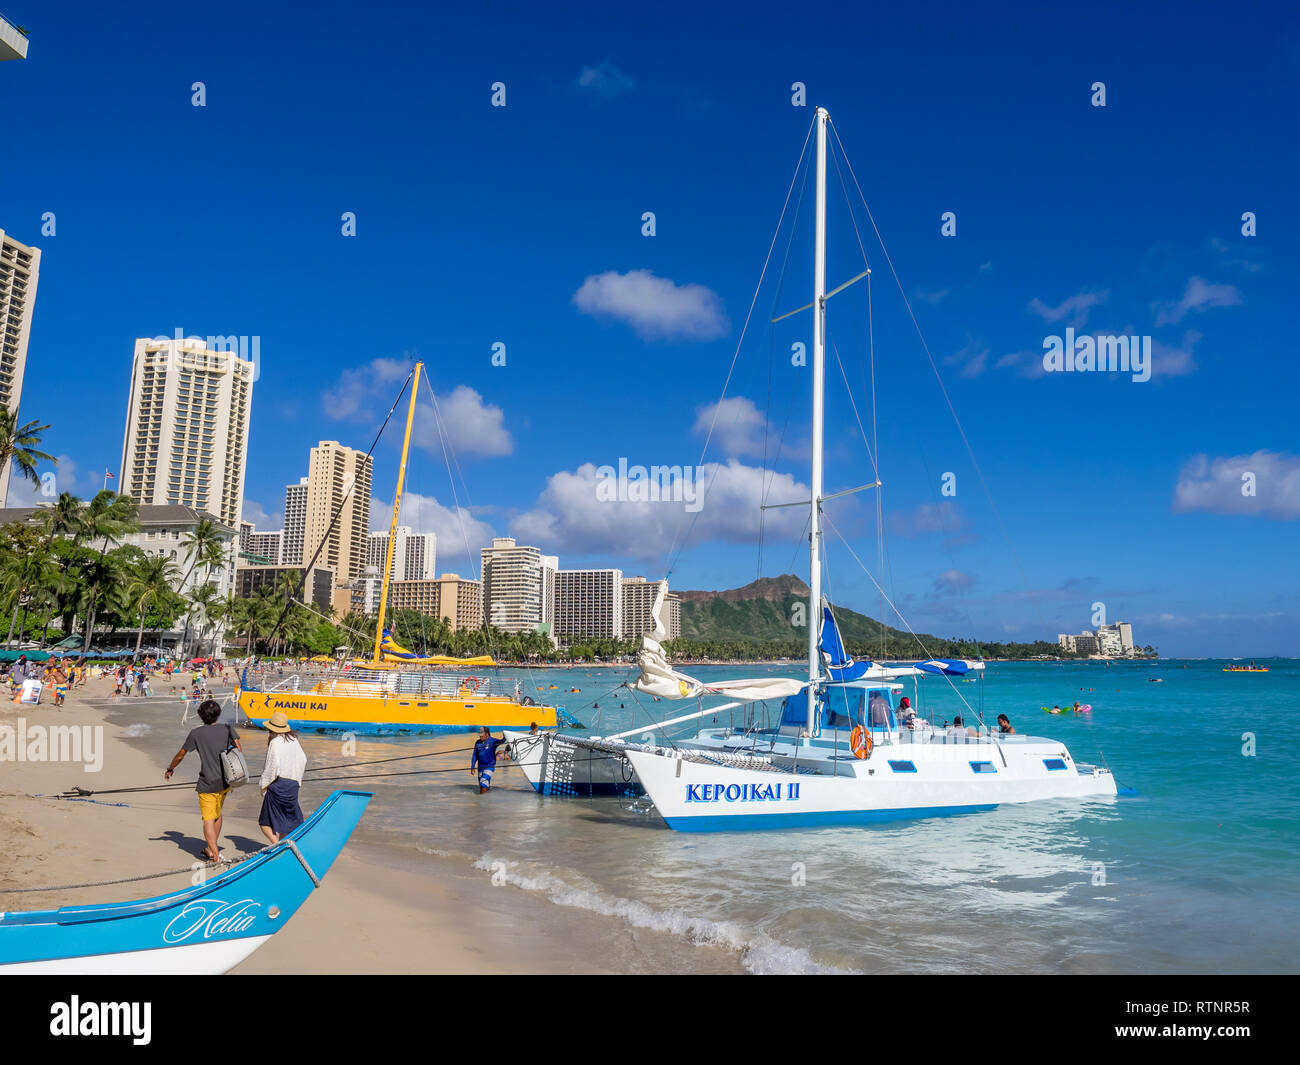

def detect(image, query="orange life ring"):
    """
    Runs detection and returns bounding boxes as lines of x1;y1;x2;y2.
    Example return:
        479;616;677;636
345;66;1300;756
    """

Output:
850;725;872;760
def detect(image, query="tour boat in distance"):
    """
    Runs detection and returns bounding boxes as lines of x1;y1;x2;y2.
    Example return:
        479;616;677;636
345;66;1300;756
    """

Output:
515;107;1119;829
1222;661;1269;673
236;362;570;734
0;790;370;974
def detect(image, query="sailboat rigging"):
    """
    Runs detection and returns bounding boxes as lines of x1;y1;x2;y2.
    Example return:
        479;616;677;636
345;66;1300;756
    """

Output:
236;362;574;734
507;107;1119;826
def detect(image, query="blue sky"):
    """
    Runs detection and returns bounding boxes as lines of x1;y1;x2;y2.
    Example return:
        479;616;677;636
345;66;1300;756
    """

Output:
3;1;1298;656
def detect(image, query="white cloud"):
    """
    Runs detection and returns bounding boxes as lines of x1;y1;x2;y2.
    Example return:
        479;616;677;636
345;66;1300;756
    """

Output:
995;349;1047;379
414;385;513;458
933;569;974;593
1172;450;1300;520
1150;330;1200;379
241;498;282;530
1028;289;1109;326
511;459;808;562
576;61;635;97
694;397;769;458
914;288;949;304
371;492;498;571
5;454;77;507
322;361;512;458
943;340;988;379
1152;276;1242;327
887;502;968;540
573;269;729;342
321;357;409;422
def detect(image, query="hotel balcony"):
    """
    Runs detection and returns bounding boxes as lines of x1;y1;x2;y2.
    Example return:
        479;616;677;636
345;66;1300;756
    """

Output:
1;12;28;61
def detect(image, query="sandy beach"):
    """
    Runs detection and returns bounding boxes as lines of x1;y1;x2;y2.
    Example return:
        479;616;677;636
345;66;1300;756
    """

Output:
0;674;741;974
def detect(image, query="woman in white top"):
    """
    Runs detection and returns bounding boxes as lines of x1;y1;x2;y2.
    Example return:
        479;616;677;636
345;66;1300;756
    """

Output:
258;711;307;844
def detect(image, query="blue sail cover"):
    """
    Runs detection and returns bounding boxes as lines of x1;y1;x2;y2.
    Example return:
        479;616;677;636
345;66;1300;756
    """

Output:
911;658;979;676
819;605;875;682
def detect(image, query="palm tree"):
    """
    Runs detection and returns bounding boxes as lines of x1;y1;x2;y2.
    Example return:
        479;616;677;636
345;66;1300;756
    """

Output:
34;493;88;646
36;565;76;647
127;554;181;660
80;491;141;651
0;410;55;504
0;524;55;647
187;581;221;657
176;519;227;654
39;492;88;547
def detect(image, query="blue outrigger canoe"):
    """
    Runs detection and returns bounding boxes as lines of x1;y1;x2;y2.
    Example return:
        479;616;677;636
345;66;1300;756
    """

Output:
0;789;371;974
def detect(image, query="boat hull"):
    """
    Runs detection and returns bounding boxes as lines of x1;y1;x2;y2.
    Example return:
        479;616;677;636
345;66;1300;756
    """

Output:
623;739;1118;832
0;789;371;974
504;731;642;797
238;688;561;734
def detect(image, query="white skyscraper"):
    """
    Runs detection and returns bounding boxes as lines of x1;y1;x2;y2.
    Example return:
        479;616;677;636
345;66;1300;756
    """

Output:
481;537;556;634
369;525;437;581
555;568;624;641
0;13;28;61
119;337;253;529
622;576;681;639
282;477;307;566
0;229;40;508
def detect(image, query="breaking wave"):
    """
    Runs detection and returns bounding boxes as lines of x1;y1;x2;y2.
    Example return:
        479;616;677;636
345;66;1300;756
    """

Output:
472;854;854;975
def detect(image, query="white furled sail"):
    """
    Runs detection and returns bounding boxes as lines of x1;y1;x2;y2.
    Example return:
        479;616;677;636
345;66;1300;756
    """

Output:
632;581;805;702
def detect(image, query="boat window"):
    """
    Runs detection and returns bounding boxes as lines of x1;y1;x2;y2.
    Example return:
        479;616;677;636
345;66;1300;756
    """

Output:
1043;758;1067;771
969;761;996;774
868;690;895;729
823;687;864;729
888;760;916;773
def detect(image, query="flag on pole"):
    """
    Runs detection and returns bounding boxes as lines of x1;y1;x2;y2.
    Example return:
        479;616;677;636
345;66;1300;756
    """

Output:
105;470;115;479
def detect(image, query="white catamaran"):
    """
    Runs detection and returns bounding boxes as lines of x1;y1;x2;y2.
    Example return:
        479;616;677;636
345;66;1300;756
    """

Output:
509;106;1118;830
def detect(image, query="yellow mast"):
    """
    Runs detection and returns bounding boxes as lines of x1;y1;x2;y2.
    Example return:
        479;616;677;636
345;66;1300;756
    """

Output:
372;361;422;663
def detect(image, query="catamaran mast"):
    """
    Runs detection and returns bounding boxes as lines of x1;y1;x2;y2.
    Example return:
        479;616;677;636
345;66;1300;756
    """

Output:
373;361;423;662
807;106;828;736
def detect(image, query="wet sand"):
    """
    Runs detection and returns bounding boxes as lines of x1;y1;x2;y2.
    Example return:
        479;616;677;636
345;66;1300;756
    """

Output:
0;675;741;974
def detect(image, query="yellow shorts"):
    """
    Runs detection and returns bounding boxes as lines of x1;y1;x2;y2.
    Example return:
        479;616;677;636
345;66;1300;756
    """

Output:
198;789;230;821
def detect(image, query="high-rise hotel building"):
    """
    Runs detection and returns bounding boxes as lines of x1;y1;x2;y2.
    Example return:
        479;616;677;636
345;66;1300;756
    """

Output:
0;229;40;507
622;576;681;640
119;337;253;529
282;477;307;567
555;568;624;642
481;537;557;635
298;441;372;585
368;525;437;581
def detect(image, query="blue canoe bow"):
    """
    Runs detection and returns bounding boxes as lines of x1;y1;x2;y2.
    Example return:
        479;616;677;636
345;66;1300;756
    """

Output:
0;789;372;974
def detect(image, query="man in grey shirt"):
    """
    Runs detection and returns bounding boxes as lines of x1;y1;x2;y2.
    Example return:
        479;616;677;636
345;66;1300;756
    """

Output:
165;699;243;863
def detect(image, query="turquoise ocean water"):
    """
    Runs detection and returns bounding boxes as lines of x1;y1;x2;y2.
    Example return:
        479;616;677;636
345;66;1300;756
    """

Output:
275;657;1298;974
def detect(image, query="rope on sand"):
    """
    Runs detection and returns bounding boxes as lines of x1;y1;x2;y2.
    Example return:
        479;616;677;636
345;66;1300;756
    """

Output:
0;849;262;895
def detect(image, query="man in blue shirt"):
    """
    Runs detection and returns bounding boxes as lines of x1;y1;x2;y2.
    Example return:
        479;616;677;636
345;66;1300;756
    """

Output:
470;726;509;794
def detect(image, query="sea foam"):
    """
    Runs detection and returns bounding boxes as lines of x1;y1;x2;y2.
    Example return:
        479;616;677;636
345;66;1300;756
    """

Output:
472;854;855;975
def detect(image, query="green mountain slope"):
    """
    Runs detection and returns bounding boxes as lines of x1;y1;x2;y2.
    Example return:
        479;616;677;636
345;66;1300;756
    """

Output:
674;574;1069;659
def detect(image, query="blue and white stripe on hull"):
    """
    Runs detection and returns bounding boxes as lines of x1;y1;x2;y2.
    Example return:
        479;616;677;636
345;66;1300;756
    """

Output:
0;790;371;974
0;935;273;975
623;737;1119;834
663;805;998;832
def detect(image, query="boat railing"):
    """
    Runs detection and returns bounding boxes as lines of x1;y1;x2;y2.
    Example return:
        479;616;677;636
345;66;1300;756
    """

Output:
321;668;514;701
893;725;994;745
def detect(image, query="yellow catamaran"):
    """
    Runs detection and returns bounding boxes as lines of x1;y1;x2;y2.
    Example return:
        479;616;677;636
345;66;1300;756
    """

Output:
236;362;565;734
